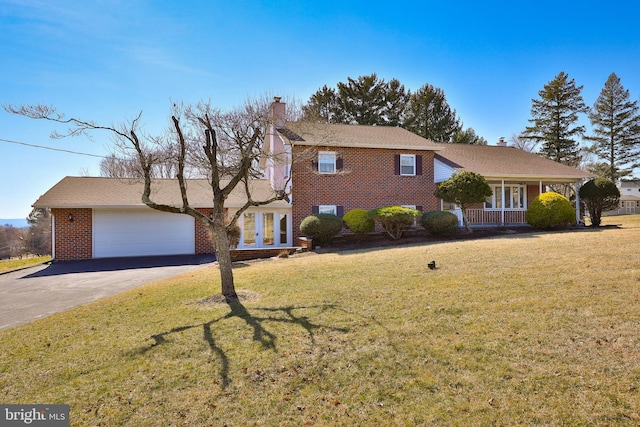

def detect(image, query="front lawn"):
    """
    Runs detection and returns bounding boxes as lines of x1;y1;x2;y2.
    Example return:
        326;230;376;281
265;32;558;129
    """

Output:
1;219;639;425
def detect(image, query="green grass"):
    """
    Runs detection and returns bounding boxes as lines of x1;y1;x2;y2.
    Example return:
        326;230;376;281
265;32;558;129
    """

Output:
1;217;640;425
0;256;50;273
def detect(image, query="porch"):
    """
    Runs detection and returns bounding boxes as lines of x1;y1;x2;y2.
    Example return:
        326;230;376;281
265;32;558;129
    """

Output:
450;208;527;227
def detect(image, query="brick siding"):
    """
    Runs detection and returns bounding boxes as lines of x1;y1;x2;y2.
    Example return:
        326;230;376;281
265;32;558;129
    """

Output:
291;146;440;239
195;208;215;254
52;208;92;261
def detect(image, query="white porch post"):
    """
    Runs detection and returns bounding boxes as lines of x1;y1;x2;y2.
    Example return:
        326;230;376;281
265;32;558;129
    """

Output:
575;181;581;224
501;180;505;224
539;180;543;194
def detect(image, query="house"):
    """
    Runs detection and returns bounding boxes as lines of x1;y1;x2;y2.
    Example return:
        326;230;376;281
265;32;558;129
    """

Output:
34;98;592;262
605;180;640;215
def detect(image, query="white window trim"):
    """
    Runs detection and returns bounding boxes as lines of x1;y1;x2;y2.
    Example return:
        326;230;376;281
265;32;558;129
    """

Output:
485;185;527;210
318;205;337;215
318;151;337;175
400;154;416;176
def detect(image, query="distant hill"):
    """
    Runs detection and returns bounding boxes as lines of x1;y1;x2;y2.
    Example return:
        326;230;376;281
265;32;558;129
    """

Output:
0;219;28;228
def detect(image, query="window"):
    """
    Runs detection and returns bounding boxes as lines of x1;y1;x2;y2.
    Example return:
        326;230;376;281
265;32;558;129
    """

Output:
485;185;526;209
318;152;336;174
318;205;337;215
400;154;416;176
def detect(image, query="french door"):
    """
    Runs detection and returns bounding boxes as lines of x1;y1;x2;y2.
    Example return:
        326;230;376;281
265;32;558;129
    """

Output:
240;211;290;248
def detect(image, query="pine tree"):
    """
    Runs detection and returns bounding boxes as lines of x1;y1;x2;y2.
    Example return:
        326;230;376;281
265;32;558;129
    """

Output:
521;71;588;166
301;85;339;123
403;83;462;142
336;73;388;125
585;72;640;181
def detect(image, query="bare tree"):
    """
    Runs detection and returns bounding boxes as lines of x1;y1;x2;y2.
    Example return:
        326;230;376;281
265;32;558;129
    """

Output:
5;98;297;302
509;133;537;152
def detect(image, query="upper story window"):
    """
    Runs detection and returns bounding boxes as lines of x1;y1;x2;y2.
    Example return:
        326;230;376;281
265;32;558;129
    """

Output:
394;154;422;176
318;152;337;174
400;154;416;176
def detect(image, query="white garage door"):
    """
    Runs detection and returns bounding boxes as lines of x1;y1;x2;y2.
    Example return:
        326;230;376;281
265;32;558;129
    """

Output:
94;209;195;258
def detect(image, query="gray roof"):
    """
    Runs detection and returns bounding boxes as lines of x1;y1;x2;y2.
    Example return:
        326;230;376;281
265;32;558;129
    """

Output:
33;177;290;209
280;122;441;151
434;144;592;181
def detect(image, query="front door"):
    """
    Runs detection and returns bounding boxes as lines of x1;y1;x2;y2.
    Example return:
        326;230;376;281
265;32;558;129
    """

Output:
240;211;291;248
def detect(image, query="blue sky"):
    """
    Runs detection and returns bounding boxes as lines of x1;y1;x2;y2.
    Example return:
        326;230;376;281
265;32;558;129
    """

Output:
2;0;640;218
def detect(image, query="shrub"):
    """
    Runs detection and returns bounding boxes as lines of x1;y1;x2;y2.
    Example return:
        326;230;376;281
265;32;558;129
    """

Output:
343;209;375;237
421;210;459;236
578;178;620;227
299;213;343;245
526;192;576;228
368;206;419;240
434;171;492;232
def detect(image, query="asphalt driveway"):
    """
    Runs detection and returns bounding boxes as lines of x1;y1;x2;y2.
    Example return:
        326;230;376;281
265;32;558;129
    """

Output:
0;254;216;331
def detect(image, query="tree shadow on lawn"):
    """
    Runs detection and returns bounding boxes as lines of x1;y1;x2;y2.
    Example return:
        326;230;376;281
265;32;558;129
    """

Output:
130;301;349;389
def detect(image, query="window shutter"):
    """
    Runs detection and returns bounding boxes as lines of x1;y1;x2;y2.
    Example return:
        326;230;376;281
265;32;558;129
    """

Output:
312;206;319;215
416;205;423;212
416;155;423;176
336;156;343;171
394;154;400;175
311;159;318;171
337;206;344;218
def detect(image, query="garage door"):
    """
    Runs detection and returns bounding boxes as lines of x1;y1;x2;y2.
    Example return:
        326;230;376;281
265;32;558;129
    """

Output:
93;209;195;258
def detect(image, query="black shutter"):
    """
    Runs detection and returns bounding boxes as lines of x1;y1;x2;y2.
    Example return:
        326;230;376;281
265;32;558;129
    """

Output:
312;206;319;215
416;155;423;176
394;154;400;175
416;205;423;212
311;159;318;171
336;156;343;171
337;206;344;218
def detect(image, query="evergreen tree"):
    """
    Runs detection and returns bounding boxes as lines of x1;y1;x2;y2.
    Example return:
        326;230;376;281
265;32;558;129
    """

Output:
384;78;409;126
301;85;339;123
336;73;388;125
585;72;640;182
452;127;488;145
521;71;588;166
404;83;462;142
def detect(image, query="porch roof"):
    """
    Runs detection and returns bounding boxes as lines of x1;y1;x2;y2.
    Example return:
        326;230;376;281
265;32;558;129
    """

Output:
33;177;291;209
435;144;593;182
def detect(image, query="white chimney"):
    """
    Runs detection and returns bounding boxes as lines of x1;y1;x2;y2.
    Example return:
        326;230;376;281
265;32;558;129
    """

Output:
497;137;507;147
269;96;286;128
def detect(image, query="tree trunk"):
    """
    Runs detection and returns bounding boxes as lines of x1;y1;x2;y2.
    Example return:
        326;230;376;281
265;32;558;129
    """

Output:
210;213;238;303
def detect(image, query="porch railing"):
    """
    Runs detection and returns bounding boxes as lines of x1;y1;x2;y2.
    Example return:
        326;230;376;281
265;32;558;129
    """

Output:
459;209;527;225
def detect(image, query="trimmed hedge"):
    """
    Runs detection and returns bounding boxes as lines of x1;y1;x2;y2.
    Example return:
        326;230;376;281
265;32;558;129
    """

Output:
421;210;459;236
299;213;343;245
526;192;576;228
368;206;419;240
343;209;375;236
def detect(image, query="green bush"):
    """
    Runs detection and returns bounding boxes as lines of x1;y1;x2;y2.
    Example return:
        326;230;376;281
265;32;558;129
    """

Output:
421;210;459;236
579;178;620;227
526;192;576;228
343;209;375;236
368;206;419;240
299;213;343;245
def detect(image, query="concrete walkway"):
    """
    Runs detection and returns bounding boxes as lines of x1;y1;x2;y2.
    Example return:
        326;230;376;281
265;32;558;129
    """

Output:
0;255;216;331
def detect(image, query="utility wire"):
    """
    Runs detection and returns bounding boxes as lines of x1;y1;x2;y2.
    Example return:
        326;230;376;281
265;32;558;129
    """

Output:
0;137;111;159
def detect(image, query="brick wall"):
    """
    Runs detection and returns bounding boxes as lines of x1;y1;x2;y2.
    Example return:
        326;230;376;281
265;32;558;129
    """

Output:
291;146;440;239
52;208;92;261
195;208;215;254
